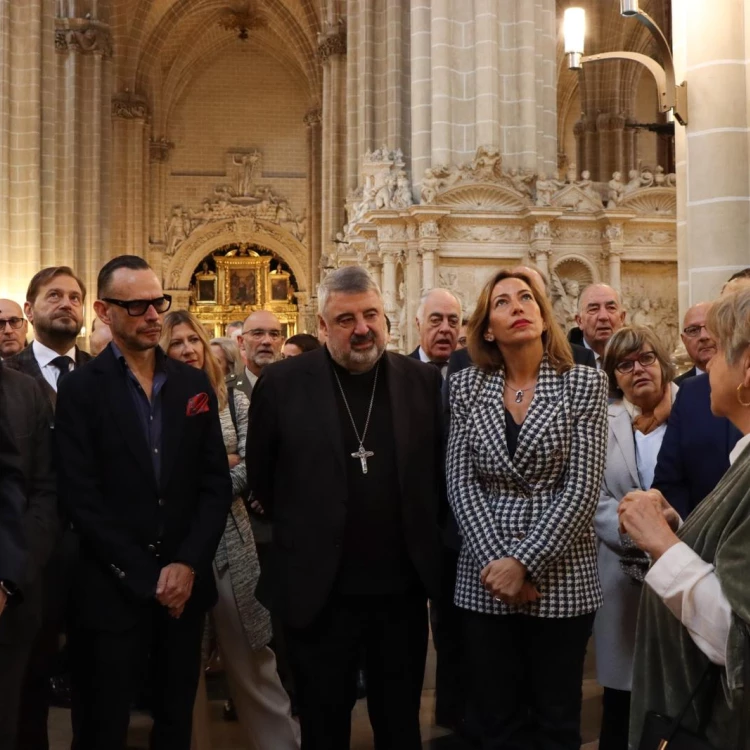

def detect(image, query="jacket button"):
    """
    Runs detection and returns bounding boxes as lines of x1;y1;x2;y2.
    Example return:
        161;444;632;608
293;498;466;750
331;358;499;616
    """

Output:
147;544;156;552
158;498;165;507
118;571;126;579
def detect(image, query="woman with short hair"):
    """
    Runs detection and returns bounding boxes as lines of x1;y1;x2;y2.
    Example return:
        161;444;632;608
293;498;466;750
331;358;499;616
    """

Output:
447;268;608;748
595;326;679;750
620;288;750;748
161;311;299;750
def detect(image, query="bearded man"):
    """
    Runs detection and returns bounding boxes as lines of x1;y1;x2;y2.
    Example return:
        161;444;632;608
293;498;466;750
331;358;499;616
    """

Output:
246;265;444;750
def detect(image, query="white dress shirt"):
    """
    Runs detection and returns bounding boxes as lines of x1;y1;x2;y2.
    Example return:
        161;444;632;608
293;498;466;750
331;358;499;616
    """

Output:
418;346;448;380
645;432;750;665
32;339;76;392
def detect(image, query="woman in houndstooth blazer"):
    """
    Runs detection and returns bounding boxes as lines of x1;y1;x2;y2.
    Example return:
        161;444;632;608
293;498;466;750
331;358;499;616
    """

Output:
447;269;608;749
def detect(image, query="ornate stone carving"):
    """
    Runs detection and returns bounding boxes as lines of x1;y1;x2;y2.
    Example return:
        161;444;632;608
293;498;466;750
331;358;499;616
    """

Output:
550;259;595;331
534;173;564;206
419;221;439;239
112;91;148;120
533;221;551;239
378;225;408;242
317;19;346;61
149;138;174;164
607;172;625;208
605;166;677;208
603;224;623;242
303;108;322;127
55;20;113;57
632;229;676;245
553;226;602;243
231;150;262;197
441;224;527;243
622;268;679;352
347;148;413;224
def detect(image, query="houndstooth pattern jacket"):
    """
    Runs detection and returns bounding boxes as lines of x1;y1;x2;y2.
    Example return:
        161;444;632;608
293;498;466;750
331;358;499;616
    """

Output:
447;357;609;618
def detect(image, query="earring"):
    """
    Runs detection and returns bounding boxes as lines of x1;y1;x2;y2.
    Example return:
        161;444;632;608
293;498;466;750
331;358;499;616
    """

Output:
737;383;750;408
484;333;495;342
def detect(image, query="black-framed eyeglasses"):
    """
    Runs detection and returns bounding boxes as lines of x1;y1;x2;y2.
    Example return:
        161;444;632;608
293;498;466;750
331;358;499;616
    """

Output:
615;350;657;374
0;317;25;330
242;328;282;341
683;324;709;338
102;295;172;317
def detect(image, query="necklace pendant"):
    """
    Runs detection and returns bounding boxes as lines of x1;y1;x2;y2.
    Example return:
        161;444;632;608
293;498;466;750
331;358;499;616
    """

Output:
515;390;523;404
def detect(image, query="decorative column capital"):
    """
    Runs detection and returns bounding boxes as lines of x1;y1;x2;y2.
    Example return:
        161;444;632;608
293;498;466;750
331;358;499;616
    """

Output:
112;91;149;121
55;19;113;58
304;108;322;127
317;19;346;62
418;220;439;240
149;137;174;163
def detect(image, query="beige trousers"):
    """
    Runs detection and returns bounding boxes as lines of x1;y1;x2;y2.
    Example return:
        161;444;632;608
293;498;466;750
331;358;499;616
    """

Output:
191;565;300;750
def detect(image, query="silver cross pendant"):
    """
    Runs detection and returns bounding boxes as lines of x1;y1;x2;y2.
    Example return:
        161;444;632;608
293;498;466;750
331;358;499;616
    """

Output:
351;445;375;474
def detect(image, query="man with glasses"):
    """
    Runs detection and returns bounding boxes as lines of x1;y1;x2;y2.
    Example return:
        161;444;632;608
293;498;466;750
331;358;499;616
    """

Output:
54;255;232;749
5;267;92;750
0;300;28;358
239;310;283;401
675;302;716;384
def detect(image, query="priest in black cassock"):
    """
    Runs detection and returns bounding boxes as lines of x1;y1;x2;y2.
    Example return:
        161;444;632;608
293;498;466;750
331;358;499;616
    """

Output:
246;265;444;750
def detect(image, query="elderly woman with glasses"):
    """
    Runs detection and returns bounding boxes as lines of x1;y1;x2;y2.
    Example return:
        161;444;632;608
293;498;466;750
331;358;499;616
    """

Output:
594;326;680;750
618;289;750;748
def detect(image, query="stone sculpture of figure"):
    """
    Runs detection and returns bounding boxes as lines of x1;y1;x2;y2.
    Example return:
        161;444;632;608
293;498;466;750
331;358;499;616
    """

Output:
294;210;307;242
640;167;655;188
551;273;581;330
165;207;189;257
576;170;602;205
625;169;642;194
375;176;395;210
420;168;439;204
233;151;261;196
508;167;534;198
392;172;413;208
654;165;666;186
535;172;558;206
607;171;625;208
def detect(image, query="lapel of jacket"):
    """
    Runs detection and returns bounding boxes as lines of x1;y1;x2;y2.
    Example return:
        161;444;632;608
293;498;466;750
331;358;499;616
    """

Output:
95;347;158;491
473;368;527;487
512;357;565;474
159;358;189;494
609;402;641;487
14;346;57;407
306;347;347;476
385;352;412;498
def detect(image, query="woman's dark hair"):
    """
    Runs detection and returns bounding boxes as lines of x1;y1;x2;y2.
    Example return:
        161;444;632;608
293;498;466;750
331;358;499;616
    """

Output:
285;333;321;353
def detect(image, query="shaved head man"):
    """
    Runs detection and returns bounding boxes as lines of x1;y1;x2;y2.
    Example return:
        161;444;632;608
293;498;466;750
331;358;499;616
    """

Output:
241;309;283;388
0;300;27;358
575;283;626;367
410;288;462;376
677;302;716;383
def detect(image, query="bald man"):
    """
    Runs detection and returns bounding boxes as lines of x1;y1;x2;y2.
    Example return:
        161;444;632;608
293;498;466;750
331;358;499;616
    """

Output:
0;300;28;359
238;310;283;401
676;302;716;384
409;288;462;379
574;283;626;368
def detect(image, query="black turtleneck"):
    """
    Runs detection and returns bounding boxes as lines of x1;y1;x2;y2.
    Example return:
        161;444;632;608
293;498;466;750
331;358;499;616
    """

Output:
328;351;418;595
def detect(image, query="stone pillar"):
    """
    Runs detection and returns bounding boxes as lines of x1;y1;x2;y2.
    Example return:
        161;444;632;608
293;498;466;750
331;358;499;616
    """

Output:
381;249;398;325
304;108;322;289
672;1;750;307
529;221;554;276
602;223;625;291
319;23;347;258
111;91;149;257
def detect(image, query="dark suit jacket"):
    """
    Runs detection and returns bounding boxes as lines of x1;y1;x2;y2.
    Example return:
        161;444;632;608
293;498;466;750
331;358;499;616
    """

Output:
54;345;232;631
4;343;92;410
408;346;420;360
0;364;56;643
246;347;444;628
0;409;25;595
674;366;697;386
653;374;741;518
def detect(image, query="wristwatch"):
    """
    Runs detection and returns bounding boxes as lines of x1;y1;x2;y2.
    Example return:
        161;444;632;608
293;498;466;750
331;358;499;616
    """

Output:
0;580;17;598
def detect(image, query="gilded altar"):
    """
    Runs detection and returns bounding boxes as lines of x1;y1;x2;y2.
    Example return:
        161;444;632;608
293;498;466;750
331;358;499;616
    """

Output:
188;251;298;338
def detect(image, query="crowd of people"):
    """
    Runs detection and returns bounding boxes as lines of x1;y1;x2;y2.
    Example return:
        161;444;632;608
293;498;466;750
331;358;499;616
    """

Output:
0;255;749;750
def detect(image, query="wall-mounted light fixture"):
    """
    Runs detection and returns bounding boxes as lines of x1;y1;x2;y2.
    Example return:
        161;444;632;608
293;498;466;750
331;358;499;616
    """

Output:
563;0;687;126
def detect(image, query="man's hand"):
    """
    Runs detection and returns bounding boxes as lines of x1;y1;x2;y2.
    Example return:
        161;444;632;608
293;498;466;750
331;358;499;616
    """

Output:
168;603;185;619
0;589;6;619
480;558;527;601
249;499;264;515
618;490;680;560
155;563;195;610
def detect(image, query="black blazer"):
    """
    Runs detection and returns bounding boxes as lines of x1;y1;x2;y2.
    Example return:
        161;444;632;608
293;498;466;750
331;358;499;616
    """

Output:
4;343;92;411
246;347;444;628
0;411;25;596
674;366;697;386
653;373;741;518
0;364;56;644
54;345;232;631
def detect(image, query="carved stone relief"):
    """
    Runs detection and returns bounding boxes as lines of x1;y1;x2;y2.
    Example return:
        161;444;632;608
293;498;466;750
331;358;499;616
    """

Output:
550;258;595;332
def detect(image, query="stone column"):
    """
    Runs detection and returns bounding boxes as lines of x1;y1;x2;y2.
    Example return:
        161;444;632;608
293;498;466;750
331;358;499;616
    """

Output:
417;219;439;293
602;223;625;291
529;221;554;277
319;23;347;259
304;108;322;289
672;1;750;307
380;249;398;323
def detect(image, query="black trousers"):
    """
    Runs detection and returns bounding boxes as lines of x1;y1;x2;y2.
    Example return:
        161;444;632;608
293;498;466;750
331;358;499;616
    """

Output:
68;603;203;750
599;687;631;750
463;609;595;750
285;591;428;750
429;547;465;728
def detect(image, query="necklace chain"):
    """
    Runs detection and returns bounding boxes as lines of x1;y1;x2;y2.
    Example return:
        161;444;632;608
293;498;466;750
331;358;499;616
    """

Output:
332;361;380;448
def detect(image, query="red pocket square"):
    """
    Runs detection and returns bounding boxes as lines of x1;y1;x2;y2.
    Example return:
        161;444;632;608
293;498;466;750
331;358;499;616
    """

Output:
186;392;210;416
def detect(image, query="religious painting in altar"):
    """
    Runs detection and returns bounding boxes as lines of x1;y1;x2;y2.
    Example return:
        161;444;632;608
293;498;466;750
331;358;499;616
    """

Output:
188;245;299;338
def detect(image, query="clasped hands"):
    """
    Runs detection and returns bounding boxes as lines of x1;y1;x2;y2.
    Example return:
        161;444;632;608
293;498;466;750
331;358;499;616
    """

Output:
480;557;540;605
155;562;195;619
617;488;681;560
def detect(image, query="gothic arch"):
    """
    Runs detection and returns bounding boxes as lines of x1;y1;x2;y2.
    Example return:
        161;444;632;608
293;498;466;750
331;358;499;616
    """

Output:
164;218;309;295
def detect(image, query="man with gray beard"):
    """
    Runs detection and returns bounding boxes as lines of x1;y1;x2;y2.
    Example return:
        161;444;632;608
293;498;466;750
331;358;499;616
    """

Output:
247;266;444;750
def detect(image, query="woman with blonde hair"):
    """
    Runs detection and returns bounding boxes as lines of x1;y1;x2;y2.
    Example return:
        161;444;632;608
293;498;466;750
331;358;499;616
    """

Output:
620;289;750;748
447;268;608;748
160;311;299;750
